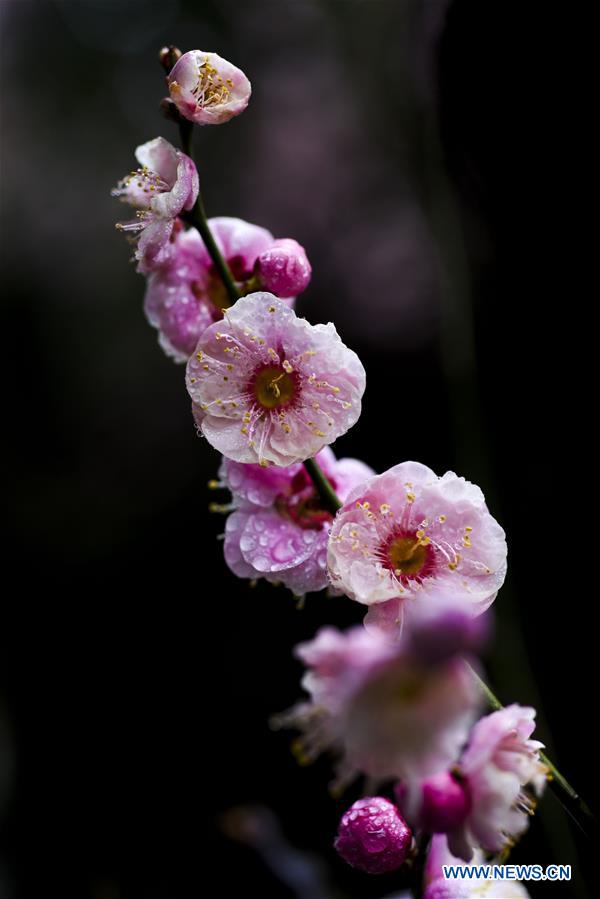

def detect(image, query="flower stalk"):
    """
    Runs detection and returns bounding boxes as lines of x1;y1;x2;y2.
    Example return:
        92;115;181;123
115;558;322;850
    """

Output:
178;119;240;306
303;457;342;516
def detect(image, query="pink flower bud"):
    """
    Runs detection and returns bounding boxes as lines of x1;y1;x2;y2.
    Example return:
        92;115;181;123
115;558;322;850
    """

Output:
334;797;412;875
167;50;251;125
417;771;471;833
255;239;312;297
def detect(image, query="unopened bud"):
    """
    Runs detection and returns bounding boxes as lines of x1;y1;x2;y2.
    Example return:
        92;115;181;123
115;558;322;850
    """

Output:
255;239;312;297
159;45;182;73
334;797;412;875
396;771;471;834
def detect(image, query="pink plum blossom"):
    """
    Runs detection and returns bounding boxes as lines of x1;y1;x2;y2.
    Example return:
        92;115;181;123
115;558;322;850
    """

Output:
255;239;312;297
334;797;412;874
144;217;311;363
423;835;531;898
327;461;507;638
446;705;547;861
143;226;218;362
167;50;251;125
274;626;481;790
143;218;268;361
220;447;374;595
186;294;366;466
396;706;547;860
112;137;198;273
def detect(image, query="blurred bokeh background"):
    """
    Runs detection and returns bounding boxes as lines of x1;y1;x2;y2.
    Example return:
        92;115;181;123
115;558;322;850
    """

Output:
1;0;594;896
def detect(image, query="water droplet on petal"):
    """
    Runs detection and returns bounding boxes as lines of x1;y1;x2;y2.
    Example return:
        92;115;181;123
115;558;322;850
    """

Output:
252;554;272;572
240;534;256;552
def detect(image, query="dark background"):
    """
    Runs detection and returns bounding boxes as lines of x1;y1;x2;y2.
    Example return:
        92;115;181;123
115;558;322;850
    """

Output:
1;1;594;897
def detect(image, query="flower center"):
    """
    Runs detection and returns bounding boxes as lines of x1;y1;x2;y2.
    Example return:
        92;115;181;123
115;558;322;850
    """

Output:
253;365;296;409
387;535;431;578
193;59;233;106
276;470;336;530
113;166;170;209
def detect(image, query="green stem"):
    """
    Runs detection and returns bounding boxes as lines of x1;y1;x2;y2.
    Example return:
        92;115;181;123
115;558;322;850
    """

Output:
469;664;598;838
178;120;240;307
303;457;342;516
178;124;340;514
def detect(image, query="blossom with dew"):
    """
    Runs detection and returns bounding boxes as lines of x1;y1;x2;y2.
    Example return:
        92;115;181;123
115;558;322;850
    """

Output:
445;705;547;861
273;625;481;790
219;447;374;595
112;137;198;273
167;50;251;125
334;797;412;874
327;461;507;638
144;217;304;362
422;835;531;898
144;226;218;362
255;239;312;297
186;293;366;466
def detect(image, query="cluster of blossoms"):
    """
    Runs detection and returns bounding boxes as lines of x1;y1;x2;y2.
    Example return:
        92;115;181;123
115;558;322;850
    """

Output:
143;220;310;362
111;47;558;897
277;614;546;865
113;51;310;363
